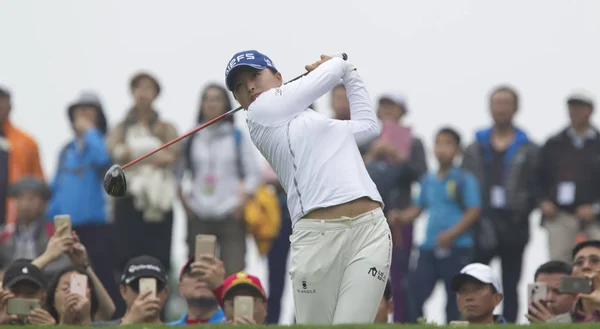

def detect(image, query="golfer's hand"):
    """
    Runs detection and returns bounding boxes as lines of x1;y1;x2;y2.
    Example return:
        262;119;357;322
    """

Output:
525;300;554;323
27;308;56;325
121;290;161;324
305;55;332;72
191;255;225;290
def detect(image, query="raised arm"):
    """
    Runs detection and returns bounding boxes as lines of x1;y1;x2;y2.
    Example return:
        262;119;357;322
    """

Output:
249;56;351;126
342;68;381;146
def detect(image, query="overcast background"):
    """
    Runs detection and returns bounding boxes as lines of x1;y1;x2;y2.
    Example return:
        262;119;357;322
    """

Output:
1;0;599;324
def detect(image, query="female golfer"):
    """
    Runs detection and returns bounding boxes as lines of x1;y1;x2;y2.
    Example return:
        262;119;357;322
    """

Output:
224;50;392;324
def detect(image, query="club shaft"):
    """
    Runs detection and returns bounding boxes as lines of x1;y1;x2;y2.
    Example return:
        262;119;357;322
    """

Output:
120;53;348;170
121;108;240;169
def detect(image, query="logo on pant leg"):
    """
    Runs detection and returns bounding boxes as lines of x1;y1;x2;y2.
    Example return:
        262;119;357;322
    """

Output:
368;267;387;283
297;280;316;294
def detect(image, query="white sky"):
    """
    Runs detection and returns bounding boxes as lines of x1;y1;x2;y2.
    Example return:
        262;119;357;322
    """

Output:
1;0;599;324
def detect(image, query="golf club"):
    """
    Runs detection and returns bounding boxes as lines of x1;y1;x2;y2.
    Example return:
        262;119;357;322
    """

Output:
103;53;348;197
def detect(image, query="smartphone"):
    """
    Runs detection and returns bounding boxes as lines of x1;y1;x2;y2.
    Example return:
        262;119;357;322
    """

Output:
527;283;548;305
139;277;157;298
195;234;216;261
70;273;88;297
560;276;593;294
53;214;72;237
6;298;40;316
233;296;254;319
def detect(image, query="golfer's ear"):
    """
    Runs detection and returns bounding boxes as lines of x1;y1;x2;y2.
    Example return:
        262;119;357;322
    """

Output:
275;72;283;85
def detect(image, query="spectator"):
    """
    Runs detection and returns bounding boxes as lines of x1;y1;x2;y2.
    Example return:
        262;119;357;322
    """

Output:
461;85;539;322
0;177;52;277
175;83;261;275
0;259;55;325
92;255;169;326
0;86;45;236
45;266;100;325
451;263;507;324
565;240;600;322
374;280;393;323
45;91;118;306
526;260;577;323
538;90;600;263
329;84;350;120
391;127;481;323
32;228;116;321
191;255;267;324
107;72;179;316
362;92;428;323
168;256;226;325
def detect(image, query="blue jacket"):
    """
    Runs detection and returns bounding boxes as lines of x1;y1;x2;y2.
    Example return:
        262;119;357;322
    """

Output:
46;128;112;226
168;308;226;325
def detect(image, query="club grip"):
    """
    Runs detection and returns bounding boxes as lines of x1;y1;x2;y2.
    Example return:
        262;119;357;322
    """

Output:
332;53;348;60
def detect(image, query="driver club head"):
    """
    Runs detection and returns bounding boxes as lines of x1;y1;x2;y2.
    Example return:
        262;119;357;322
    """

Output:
103;164;127;197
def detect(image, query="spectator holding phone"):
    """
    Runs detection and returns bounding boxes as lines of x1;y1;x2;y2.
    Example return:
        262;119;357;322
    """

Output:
526;261;577;323
168;255;226;325
45;266;99;325
192;255;267;324
0;259;55;325
91;256;169;326
567;240;600;322
32;226;115;320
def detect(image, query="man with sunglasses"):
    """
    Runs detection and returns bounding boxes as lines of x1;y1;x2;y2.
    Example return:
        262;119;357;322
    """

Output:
91;255;168;326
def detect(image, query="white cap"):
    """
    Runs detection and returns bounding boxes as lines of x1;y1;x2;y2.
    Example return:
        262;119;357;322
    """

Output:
567;89;595;108
451;263;502;293
378;92;408;112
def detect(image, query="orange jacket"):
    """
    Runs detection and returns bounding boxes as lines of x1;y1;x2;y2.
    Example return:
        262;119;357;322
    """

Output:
2;120;45;227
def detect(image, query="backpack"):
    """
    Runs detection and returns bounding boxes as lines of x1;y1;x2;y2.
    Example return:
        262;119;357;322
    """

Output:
183;128;244;179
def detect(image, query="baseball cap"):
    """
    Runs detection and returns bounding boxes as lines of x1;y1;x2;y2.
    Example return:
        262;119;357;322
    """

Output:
567;89;595;108
178;255;195;281
378;92;408;113
451;263;502;293
224;50;277;91
220;272;266;301
2;259;46;289
120;255;168;285
8;176;51;201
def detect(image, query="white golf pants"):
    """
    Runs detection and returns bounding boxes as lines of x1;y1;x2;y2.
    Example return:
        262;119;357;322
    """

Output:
288;207;392;324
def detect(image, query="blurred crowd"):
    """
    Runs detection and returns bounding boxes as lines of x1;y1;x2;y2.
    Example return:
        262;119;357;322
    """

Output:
0;72;600;325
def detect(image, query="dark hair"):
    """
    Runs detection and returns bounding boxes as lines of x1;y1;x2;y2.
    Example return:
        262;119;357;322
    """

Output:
436;126;462;147
45;266;99;323
534;261;572;281
383;280;392;301
0;87;10;99
572;240;600;260
130;72;161;97
490;85;519;109
197;83;233;124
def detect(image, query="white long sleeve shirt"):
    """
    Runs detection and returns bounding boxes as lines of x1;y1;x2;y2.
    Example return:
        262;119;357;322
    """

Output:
246;57;383;225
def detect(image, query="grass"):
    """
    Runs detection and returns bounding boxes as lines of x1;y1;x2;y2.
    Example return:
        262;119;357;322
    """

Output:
1;324;599;328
